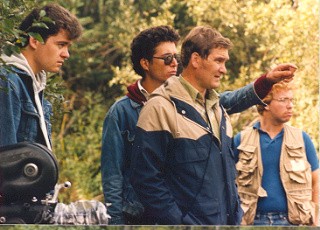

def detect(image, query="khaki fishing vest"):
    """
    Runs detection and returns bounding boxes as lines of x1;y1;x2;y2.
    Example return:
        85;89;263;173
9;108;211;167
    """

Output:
236;124;317;225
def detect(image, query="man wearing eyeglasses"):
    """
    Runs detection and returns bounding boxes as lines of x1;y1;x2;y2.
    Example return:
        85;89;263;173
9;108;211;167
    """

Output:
234;81;319;226
129;25;298;225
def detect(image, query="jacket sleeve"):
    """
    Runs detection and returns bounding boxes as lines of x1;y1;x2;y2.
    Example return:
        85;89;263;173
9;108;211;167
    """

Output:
232;132;241;162
130;100;184;224
0;75;20;147
220;83;263;115
101;109;125;225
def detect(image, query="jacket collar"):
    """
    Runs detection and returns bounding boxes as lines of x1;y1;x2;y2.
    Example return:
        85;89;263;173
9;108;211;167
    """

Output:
126;80;147;106
1;52;46;93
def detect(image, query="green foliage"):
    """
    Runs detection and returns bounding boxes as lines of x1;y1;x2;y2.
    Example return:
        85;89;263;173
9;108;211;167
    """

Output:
1;0;318;202
0;1;24;58
0;0;54;56
52;91;107;202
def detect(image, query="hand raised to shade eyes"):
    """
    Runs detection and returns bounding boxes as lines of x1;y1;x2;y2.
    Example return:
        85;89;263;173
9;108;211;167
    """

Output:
266;63;298;83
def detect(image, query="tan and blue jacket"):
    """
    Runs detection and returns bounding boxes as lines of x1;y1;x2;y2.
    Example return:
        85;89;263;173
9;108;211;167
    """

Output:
130;76;263;225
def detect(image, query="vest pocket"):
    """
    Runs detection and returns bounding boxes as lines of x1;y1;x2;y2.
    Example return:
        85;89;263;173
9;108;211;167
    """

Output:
286;144;304;158
286;189;314;225
284;160;309;184
238;191;258;225
236;145;257;186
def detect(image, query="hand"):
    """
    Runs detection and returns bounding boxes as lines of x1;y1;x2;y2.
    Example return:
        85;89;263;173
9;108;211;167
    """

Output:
266;63;297;83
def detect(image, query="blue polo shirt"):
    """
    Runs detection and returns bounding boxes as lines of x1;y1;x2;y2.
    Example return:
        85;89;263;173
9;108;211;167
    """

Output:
233;122;319;213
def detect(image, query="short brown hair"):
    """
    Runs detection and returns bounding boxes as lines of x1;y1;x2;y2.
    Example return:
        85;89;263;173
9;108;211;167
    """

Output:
19;3;82;45
181;26;233;67
257;81;295;115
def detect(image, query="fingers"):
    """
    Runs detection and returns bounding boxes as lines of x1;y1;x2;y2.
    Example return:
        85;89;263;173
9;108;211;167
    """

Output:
271;70;294;79
274;63;297;76
283;78;293;83
266;63;297;83
273;63;298;72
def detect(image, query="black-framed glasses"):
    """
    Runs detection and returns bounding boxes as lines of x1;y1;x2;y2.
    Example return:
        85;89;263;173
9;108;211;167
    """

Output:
153;53;179;65
273;97;295;104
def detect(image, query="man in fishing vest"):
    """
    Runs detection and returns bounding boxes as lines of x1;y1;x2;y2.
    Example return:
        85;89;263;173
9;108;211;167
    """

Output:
233;81;319;226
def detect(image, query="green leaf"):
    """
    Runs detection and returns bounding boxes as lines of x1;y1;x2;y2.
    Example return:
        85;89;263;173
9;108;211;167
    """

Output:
39;9;46;17
41;16;55;24
28;32;44;43
31;22;49;29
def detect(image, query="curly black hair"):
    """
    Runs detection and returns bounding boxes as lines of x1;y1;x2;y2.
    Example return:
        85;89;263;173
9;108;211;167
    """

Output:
130;25;180;78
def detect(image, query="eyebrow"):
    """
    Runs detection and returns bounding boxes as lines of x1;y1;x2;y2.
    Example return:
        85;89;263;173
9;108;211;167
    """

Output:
156;52;176;56
56;41;72;46
212;56;229;62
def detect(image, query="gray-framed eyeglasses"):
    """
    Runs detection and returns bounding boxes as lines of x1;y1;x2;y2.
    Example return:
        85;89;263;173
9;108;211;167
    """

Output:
273;97;295;104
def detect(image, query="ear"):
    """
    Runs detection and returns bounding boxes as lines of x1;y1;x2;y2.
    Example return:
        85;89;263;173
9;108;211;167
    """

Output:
28;36;40;49
264;105;270;110
190;52;200;68
140;58;149;72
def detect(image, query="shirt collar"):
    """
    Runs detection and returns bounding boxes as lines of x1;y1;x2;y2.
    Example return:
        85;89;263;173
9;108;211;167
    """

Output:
179;76;199;101
138;79;150;100
253;121;284;136
179;75;219;107
253;122;261;130
205;89;219;108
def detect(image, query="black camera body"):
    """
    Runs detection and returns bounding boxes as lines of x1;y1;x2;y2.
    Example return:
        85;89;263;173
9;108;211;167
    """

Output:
0;142;59;224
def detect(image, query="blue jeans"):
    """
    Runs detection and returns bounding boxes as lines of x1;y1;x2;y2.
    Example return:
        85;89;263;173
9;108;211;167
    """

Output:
254;212;293;226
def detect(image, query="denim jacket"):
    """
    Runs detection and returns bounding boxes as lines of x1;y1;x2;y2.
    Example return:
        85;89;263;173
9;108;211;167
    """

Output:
0;66;52;147
101;95;144;224
101;76;263;225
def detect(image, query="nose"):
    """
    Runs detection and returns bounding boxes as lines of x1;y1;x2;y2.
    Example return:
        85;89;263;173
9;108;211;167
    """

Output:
61;47;70;59
287;101;294;108
170;56;178;67
219;64;227;74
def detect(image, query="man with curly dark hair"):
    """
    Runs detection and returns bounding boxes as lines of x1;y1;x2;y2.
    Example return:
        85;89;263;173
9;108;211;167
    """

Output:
101;25;180;225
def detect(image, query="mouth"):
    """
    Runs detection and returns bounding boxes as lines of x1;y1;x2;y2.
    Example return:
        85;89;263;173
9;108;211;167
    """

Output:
169;71;177;76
